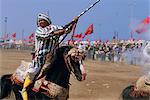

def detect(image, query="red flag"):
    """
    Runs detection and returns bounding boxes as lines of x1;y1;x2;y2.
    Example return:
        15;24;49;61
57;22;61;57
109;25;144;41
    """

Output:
78;33;82;38
29;33;34;39
73;34;79;38
11;33;16;38
84;24;93;35
142;16;150;25
73;33;82;38
132;16;150;34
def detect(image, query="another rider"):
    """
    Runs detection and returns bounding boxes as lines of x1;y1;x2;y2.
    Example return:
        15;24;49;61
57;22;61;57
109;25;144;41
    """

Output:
21;13;78;100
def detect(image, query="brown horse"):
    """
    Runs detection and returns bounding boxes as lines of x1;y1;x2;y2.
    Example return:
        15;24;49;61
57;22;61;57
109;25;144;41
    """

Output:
121;75;150;100
0;46;86;100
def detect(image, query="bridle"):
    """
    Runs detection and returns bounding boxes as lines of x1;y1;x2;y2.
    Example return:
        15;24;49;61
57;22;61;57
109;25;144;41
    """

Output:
63;48;85;79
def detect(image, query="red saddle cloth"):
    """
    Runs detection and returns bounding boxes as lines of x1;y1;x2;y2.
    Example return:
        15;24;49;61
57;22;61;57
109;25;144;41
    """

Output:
32;77;69;99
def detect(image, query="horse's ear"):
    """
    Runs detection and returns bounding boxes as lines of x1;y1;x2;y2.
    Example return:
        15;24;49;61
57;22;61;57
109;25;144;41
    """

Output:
62;46;72;55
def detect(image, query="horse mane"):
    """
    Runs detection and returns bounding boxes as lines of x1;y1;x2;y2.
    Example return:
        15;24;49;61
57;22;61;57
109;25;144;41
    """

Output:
48;45;73;66
55;46;73;59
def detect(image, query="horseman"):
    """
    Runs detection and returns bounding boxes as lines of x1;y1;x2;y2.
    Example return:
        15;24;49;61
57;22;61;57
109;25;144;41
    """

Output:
21;13;78;100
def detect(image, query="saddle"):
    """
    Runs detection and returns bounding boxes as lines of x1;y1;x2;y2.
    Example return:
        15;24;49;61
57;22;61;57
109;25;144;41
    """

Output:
11;60;50;84
11;60;69;99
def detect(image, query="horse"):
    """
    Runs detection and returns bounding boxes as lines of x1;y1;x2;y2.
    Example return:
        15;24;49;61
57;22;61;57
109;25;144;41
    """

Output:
121;75;150;100
0;45;86;100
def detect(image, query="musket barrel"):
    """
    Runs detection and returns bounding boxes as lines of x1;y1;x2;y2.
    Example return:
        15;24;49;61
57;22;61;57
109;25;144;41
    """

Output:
64;0;101;28
77;0;101;18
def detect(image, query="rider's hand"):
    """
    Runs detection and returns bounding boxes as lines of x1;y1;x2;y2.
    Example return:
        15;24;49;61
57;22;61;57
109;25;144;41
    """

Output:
72;16;79;23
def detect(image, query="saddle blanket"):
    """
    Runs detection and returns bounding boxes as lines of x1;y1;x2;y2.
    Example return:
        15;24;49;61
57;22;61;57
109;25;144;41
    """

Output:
32;77;69;99
12;60;32;83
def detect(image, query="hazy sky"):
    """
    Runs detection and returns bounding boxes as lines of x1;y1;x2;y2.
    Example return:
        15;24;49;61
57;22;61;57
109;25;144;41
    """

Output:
0;0;149;41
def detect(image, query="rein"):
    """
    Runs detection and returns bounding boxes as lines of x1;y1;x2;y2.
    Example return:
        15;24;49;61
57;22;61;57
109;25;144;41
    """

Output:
64;54;77;80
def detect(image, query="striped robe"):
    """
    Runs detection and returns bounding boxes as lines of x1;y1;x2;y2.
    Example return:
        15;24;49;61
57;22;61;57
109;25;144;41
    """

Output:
27;25;63;80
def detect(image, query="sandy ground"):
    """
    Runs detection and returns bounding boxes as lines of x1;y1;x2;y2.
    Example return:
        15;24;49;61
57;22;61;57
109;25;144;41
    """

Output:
0;49;144;100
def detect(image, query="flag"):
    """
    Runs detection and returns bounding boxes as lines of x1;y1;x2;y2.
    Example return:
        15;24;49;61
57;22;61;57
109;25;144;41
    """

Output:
73;33;82;38
82;24;93;39
84;24;93;35
132;16;150;34
73;34;79;38
11;33;16;38
29;33;34;39
142;16;150;25
78;33;82;38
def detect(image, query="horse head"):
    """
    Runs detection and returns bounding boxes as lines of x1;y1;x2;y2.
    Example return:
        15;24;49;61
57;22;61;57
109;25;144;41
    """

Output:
121;75;150;100
64;47;86;81
135;75;150;93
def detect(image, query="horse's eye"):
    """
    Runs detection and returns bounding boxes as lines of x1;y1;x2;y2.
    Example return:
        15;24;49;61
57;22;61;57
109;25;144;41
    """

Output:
70;56;78;62
71;56;76;60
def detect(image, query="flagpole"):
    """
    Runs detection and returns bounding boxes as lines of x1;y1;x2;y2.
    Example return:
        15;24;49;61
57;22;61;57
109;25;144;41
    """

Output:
4;17;7;42
117;32;118;41
98;24;101;40
22;29;24;42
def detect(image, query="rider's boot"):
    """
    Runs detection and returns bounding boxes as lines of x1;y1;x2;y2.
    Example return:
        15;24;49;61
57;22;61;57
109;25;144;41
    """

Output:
21;76;32;100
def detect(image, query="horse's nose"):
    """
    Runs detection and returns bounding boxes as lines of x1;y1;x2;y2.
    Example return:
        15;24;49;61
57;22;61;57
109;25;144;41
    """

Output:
82;73;87;81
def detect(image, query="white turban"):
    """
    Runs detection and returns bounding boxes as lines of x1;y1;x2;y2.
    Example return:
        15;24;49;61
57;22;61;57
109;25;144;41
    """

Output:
37;13;51;24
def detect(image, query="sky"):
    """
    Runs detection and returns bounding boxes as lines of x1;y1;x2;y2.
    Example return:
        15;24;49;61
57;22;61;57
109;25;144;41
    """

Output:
0;0;149;41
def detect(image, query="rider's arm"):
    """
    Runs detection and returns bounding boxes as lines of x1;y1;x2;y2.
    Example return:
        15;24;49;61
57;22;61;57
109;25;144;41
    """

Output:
52;17;79;36
35;27;53;39
50;25;66;36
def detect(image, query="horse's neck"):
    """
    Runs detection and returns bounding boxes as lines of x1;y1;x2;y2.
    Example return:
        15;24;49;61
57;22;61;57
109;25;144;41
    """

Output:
45;58;70;88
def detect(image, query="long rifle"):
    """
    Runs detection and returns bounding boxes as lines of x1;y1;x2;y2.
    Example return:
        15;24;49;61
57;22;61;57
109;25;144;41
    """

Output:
60;0;101;44
64;0;101;28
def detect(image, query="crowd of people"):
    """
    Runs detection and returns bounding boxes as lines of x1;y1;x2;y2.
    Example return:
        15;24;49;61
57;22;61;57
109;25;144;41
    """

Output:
69;39;148;65
0;39;148;65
